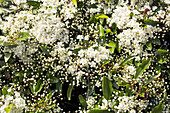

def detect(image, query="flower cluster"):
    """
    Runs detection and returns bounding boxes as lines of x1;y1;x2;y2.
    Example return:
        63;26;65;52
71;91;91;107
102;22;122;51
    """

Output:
0;90;26;113
0;0;169;113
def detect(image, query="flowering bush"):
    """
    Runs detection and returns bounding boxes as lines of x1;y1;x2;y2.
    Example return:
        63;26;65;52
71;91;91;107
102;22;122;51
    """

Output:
0;0;169;112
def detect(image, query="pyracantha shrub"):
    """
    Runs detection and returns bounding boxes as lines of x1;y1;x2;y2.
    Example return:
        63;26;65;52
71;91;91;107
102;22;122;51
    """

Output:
0;0;169;113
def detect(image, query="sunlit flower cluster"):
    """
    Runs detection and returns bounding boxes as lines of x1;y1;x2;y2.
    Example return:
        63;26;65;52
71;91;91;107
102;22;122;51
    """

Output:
0;0;169;112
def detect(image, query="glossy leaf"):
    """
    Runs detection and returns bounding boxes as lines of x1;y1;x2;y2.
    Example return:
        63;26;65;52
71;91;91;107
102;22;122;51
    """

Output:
129;12;134;18
98;24;104;37
89;15;96;24
30;83;35;95
18;32;30;40
71;0;77;7
113;80;119;89
157;49;169;54
146;42;152;50
106;41;116;53
151;38;161;45
4;104;13;113
102;76;113;100
2;86;8;96
120;56;135;66
40;46;50;56
27;1;41;9
102;60;110;66
46;92;53;100
135;59;151;79
56;81;62;94
144;74;161;86
118;82;128;86
79;95;87;107
67;83;74;100
144;19;160;26
151;102;164;113
106;41;116;47
96;14;109;19
116;40;121;53
35;79;44;96
112;23;117;34
106;29;112;34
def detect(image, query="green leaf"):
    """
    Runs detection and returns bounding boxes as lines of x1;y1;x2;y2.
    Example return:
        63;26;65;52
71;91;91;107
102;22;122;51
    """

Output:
89;15;96;24
4;104;13;113
139;93;145;97
89;109;114;113
118;82;128;86
157;54;166;64
146;41;152;50
102;76;113;100
4;53;11;62
35;79;44;96
157;49;169;55
135;59;151;79
151;38;161;45
151;102;164;113
30;83;35;94
98;24;104;37
139;87;147;94
106;41;116;47
78;95;87;107
96;14;109;19
102;60;110;66
129;12;134;18
162;92;167;102
18;32;30;40
144;74;161;86
154;65;161;73
112;23;117;34
71;0;77;7
27;1;41;9
40;46;50;56
3;42;18;48
113;80;119;89
56;81;62;94
45;92;53;100
46;103;56;108
106;41;116;53
106;29;112;34
67;83;74;100
144;19;160;26
2;86;8;96
125;84;132;96
120;56;135;66
116;40;121;53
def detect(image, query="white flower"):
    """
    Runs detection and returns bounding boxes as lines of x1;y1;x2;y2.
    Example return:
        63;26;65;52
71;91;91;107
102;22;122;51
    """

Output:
96;81;101;87
6;95;13;101
14;92;20;98
13;97;25;109
77;35;84;40
78;49;84;57
84;35;89;40
7;89;11;92
80;58;88;66
130;109;136;113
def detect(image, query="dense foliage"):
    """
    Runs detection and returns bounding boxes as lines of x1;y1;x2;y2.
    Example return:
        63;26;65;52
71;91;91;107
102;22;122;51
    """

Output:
0;0;169;112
